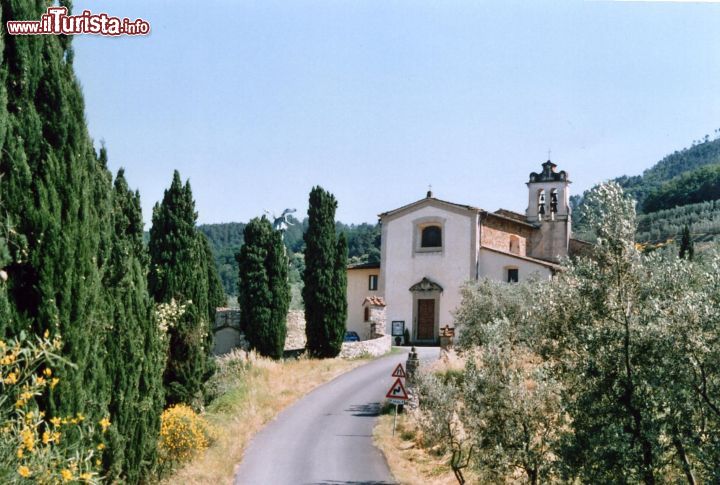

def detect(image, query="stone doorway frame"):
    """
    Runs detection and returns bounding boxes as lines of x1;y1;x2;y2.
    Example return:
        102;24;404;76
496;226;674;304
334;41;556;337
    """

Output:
409;277;443;343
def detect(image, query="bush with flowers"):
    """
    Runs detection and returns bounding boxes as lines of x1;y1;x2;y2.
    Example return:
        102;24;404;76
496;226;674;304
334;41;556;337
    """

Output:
0;332;110;484
157;404;215;472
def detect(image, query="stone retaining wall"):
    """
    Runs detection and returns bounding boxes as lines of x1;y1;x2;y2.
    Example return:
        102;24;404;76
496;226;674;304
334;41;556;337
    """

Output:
284;310;306;350
340;335;392;359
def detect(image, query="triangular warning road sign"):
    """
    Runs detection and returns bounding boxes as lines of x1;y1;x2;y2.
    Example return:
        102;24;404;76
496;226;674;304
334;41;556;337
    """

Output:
385;377;409;401
391;363;406;378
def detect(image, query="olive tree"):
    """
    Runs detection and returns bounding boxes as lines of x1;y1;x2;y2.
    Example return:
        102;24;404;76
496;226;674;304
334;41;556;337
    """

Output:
539;182;720;483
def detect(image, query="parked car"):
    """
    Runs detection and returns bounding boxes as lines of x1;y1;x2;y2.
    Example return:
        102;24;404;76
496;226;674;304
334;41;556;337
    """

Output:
343;331;360;342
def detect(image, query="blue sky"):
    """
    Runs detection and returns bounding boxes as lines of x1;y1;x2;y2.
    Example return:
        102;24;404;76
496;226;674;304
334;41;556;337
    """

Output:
71;0;720;225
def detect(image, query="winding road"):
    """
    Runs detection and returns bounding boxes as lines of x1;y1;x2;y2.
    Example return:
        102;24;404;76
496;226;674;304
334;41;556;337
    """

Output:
234;347;439;485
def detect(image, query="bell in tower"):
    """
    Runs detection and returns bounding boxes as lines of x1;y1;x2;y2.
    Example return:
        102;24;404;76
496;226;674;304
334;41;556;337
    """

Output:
538;190;546;220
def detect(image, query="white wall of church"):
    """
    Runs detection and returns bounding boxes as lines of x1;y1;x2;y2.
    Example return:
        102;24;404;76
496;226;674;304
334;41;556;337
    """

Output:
478;249;553;282
380;204;476;339
346;268;380;340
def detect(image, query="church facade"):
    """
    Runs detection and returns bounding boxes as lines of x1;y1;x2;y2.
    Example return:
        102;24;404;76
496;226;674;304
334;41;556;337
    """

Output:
346;160;587;342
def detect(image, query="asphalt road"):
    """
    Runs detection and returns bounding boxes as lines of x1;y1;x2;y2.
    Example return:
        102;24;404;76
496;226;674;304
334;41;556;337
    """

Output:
234;347;439;485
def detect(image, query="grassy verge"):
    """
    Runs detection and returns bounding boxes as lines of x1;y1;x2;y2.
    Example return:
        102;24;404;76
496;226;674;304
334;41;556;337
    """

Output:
373;411;478;485
164;351;370;484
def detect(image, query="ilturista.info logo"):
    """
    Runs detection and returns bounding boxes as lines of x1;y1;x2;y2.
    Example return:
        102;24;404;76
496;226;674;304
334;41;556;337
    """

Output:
6;7;150;36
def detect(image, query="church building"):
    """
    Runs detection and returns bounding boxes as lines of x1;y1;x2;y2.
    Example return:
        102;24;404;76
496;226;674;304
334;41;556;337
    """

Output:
346;160;588;343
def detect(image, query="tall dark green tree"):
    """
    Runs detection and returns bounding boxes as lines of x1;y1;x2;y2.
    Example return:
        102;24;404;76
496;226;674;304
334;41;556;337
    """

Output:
0;1;113;421
333;232;348;339
0;4;168;482
202;233;227;315
103;167;165;482
303;187;348;357
236;217;290;359
148;171;211;406
679;224;694;261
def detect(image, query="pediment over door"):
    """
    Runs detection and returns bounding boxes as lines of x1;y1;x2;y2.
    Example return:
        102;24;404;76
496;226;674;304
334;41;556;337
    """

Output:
409;277;443;293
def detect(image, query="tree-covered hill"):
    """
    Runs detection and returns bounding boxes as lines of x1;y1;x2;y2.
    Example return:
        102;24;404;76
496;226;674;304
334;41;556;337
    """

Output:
642;163;720;213
573;131;720;244
636;199;720;244
198;222;247;300
616;131;720;208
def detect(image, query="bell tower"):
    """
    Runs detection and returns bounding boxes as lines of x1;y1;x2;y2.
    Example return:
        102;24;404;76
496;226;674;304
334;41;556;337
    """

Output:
526;160;571;262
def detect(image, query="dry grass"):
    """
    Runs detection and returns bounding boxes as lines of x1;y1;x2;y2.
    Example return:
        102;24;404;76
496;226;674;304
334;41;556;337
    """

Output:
164;351;368;485
373;351;479;485
374;412;479;485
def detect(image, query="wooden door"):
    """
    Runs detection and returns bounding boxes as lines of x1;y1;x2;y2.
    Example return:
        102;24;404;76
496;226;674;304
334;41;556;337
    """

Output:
417;299;435;340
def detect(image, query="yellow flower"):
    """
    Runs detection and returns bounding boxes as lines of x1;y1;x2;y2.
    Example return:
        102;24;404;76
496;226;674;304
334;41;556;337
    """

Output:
5;371;18;384
43;368;52;377
60;468;73;482
16;447;24;458
50;378;59;389
42;431;50;444
43;329;50;339
80;473;93;482
20;428;34;451
76;413;85;422
17;465;31;478
99;417;111;432
51;417;62;427
94;459;101;467
36;376;46;386
97;443;106;450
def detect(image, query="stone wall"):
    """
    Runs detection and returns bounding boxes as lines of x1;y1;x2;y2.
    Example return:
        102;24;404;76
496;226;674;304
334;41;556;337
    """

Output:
213;309;308;354
284;310;306;350
569;238;593;259
481;215;534;256
339;335;391;359
212;308;246;355
527;219;570;263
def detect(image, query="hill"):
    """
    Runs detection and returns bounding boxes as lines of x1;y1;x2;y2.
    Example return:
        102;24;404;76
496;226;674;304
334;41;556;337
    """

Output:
573;131;720;244
616;132;720;208
636;200;720;244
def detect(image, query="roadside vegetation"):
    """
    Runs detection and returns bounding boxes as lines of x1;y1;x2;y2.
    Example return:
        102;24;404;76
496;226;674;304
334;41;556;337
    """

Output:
0;4;353;482
163;349;368;484
396;182;720;484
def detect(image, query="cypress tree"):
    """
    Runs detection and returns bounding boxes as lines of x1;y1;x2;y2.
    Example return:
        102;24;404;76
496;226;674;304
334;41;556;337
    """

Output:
0;1;112;420
148;171;211;406
679;225;694;261
333;232;348;340
0;5;164;482
103;167;164;482
303;187;347;357
0;208;11;338
202;233;227;315
267;224;291;358
237;217;290;359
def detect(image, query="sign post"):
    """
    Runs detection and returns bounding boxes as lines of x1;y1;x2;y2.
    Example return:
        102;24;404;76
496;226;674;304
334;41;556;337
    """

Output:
385;376;409;436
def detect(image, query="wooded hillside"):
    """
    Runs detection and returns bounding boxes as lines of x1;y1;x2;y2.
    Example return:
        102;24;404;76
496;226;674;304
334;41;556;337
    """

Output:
573;131;720;244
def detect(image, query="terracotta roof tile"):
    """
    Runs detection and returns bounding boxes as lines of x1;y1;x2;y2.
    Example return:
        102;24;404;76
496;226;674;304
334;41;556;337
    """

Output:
363;296;386;307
